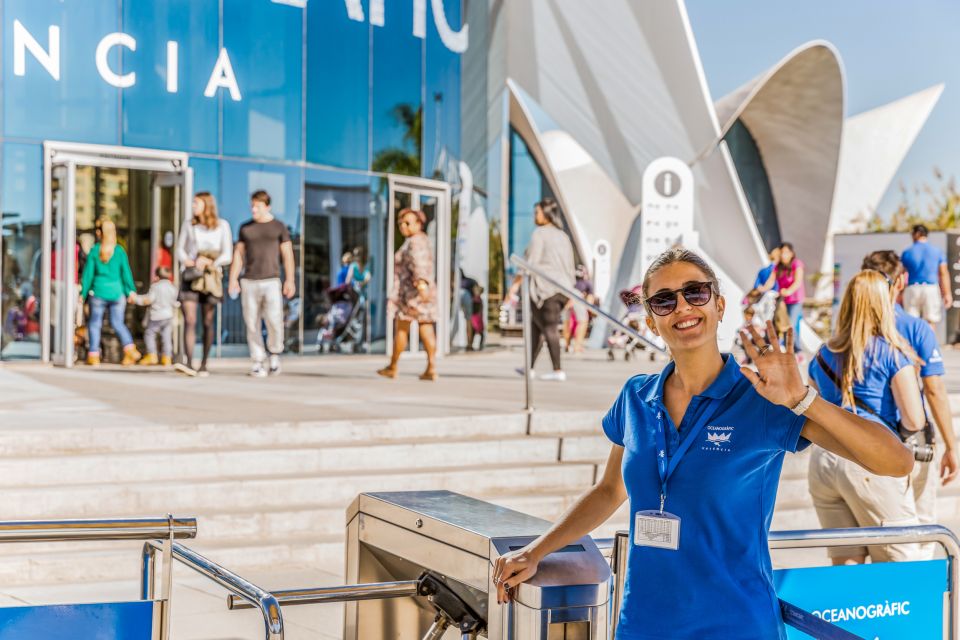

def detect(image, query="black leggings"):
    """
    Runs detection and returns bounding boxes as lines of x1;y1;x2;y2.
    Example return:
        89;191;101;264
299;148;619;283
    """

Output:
181;300;216;368
530;294;566;370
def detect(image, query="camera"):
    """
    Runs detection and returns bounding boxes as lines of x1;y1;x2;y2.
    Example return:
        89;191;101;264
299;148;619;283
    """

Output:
899;421;936;463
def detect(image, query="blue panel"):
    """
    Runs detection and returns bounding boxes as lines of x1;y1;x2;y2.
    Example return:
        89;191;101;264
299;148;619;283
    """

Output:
1;142;43;360
423;0;462;178
371;0;423;177
190;157;221;203
774;559;947;639
305;0;370;170
122;0;219;153
0;601;154;639
222;0;303;161
3;1;119;143
508;129;552;262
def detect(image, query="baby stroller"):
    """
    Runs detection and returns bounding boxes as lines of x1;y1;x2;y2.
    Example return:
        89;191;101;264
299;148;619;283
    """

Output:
316;283;367;353
607;286;666;362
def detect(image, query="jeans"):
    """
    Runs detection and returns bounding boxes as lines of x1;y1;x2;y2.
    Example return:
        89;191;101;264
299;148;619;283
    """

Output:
786;302;802;352
240;278;284;363
87;296;133;354
144;318;173;357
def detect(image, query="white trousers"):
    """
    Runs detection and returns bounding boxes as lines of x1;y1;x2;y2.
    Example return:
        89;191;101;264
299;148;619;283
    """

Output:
240;278;284;363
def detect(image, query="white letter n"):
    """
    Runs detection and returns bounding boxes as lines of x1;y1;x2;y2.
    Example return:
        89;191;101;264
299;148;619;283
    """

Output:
204;49;242;101
13;20;60;80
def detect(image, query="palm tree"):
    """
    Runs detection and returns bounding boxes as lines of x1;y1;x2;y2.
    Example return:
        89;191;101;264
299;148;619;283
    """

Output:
372;103;422;179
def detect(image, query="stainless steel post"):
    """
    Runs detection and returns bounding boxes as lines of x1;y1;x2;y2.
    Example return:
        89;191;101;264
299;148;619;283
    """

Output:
521;271;533;413
140;542;157;601
610;532;629;638
422;617;450;640
228;581;419;609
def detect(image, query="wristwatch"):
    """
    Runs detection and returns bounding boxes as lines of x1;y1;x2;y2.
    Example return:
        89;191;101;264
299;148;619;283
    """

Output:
790;385;818;416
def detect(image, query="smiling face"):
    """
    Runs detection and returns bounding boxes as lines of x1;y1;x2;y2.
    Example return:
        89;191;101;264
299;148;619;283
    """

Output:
644;261;724;354
399;212;422;237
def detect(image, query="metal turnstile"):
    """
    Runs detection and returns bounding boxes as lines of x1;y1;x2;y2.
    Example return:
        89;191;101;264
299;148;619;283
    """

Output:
343;491;610;639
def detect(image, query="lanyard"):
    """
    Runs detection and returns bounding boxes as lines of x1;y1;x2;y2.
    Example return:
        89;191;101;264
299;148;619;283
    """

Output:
653;398;721;513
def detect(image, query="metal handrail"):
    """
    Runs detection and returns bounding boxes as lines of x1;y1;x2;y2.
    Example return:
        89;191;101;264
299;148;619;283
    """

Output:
0;516;197;542
227;580;419;610
510;254;665;413
612;525;960;640
142;541;283;640
509;254;665;354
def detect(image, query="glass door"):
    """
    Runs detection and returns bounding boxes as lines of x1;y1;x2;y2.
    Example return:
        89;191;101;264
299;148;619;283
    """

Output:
386;176;452;356
46;161;77;366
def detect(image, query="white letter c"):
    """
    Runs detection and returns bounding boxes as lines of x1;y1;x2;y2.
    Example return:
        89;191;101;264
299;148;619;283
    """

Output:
96;33;137;88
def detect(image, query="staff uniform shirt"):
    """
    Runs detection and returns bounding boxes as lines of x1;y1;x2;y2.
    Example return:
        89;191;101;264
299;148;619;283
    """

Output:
895;303;944;378
808;337;911;430
603;355;807;640
753;263;778;291
901;241;946;285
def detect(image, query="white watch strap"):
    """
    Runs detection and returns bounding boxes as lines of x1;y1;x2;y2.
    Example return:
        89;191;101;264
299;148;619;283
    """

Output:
791;385;818;416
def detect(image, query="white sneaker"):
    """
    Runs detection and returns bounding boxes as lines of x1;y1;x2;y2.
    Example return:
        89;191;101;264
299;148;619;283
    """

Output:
268;354;281;376
514;367;536;378
249;362;267;378
540;370;567;382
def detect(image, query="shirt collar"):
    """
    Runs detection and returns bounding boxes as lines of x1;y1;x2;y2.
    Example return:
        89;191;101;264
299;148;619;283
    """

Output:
641;354;739;403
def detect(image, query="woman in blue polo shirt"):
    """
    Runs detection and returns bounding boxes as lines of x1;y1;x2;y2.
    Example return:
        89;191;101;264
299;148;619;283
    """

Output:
493;248;914;640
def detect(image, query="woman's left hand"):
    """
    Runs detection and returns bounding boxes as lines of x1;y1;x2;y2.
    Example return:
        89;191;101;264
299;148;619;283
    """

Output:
739;321;806;408
195;256;212;271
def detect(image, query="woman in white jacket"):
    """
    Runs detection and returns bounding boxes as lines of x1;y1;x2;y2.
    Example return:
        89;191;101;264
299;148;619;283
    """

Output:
176;192;232;375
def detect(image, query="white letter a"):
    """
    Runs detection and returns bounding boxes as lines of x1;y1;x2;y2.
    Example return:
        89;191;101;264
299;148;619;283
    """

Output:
204;49;242;101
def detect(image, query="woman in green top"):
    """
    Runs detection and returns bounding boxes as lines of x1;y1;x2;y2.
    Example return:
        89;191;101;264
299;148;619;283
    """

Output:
80;219;141;365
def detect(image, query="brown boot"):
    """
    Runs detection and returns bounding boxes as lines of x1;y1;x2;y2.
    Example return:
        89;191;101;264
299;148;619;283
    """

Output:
138;353;158;366
160;355;172;366
86;353;101;366
121;345;142;366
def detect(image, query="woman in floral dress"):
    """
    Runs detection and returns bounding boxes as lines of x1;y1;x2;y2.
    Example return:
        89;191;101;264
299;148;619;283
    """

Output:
378;208;439;380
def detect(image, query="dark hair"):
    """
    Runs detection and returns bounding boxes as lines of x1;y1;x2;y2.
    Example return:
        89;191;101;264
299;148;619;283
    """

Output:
399;207;427;227
912;224;929;237
641;248;719;300
861;250;903;281
251;190;271;206
155;265;171;279
535;197;563;228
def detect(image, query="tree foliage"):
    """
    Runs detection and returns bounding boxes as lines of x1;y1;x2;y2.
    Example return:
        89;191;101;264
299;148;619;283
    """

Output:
867;167;960;232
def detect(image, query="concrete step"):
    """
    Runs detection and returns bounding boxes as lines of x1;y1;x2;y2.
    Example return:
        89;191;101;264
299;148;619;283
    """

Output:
0;436;565;489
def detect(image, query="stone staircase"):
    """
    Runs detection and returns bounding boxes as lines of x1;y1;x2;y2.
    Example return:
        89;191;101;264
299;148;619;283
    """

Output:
2;409;958;586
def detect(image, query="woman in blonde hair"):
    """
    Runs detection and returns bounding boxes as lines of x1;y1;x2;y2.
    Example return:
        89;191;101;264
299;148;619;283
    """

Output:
175;192;233;375
79;218;140;365
808;269;925;564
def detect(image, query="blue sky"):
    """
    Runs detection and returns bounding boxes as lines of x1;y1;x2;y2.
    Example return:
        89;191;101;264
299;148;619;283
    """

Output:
686;0;959;221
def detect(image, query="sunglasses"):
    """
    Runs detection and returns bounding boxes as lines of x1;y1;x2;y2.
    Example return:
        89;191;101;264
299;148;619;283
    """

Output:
645;281;716;316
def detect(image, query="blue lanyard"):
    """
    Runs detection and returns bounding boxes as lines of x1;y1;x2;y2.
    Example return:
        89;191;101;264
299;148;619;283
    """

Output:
653;398;721;513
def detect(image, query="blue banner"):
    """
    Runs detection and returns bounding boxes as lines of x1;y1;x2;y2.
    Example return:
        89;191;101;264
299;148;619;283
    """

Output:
0;601;155;639
774;560;947;639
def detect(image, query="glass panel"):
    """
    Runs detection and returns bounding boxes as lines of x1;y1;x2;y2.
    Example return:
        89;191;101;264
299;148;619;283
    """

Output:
223;0;303;161
304;169;375;354
423;0;462;178
371;0;423;177
1;143;43;359
219;160;302;352
3;1;119;143
724;119;781;251
189;157;221;203
306;1;370;169
508;128;554;260
122;0;219;153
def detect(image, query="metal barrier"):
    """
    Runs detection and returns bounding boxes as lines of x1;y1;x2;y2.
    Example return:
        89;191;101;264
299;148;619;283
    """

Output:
612;525;960;639
0;516;196;640
509;254;666;413
141;540;283;640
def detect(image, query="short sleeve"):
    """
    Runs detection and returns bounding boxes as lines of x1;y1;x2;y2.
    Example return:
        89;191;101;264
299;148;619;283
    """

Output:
765;401;809;453
884;343;912;376
601;380;633;447
280;223;292;244
939;248;947;265
914;324;946;377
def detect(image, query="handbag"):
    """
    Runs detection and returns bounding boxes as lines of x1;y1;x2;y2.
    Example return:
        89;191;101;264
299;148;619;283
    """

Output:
181;267;203;284
815;351;935;462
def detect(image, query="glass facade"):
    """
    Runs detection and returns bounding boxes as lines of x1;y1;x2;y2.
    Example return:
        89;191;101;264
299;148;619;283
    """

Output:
724;119;781;252
0;0;466;360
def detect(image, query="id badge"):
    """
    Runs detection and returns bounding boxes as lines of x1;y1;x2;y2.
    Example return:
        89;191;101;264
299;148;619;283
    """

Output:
634;510;681;550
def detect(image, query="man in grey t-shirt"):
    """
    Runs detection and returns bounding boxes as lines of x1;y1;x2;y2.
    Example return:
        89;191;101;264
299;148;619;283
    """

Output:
228;190;296;377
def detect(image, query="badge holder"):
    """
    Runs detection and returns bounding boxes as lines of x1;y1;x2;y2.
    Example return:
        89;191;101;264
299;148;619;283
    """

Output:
634;495;680;551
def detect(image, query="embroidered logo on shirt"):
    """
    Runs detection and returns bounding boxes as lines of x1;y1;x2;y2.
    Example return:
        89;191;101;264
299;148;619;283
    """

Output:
930;349;943;364
703;425;734;452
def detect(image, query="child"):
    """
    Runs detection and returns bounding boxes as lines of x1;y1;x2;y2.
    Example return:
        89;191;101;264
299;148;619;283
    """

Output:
133;266;179;365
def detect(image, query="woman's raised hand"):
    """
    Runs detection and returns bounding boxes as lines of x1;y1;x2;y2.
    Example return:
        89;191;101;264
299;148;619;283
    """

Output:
739;321;807;409
492;547;540;604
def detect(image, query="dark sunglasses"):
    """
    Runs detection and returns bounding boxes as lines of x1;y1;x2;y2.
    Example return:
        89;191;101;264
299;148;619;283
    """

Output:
645;282;715;316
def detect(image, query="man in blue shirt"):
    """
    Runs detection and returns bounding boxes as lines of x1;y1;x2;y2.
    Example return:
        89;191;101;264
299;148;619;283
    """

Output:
864;250;958;553
753;247;781;292
900;225;951;330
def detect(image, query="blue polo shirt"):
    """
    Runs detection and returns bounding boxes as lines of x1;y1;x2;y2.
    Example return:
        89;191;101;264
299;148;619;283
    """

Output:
901;241;945;285
753;263;778;291
895;303;944;378
808;338;911;430
603;355;807;640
